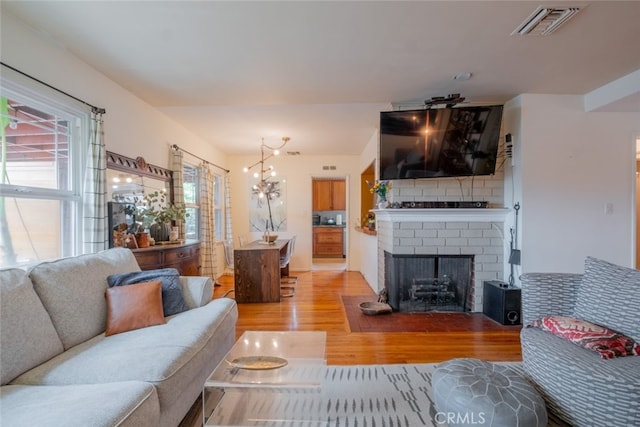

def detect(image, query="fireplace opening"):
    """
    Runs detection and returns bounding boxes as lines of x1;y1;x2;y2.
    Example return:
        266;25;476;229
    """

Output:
384;252;474;312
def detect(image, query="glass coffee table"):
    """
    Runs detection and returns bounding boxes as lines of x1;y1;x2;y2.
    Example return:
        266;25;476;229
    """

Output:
204;331;327;426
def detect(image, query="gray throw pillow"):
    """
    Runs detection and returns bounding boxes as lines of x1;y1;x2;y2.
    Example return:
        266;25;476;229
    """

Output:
107;268;188;316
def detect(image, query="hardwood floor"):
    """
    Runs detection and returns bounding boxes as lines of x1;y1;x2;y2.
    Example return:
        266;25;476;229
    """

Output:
214;269;523;364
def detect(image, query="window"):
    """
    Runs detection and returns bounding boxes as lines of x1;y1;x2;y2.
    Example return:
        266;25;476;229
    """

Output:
183;163;199;240
0;77;88;267
182;163;225;242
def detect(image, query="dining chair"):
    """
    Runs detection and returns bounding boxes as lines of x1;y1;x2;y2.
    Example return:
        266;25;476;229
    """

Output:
223;238;234;270
279;235;297;297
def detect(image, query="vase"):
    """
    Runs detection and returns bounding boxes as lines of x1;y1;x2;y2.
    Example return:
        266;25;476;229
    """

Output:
135;232;150;248
169;226;179;242
377;197;388;209
149;222;171;242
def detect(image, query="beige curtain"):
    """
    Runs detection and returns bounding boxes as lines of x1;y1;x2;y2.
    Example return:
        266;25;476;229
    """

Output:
223;172;234;275
199;163;219;281
82;109;107;253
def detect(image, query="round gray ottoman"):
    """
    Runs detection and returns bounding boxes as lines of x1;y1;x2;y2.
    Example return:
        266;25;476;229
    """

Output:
432;358;547;427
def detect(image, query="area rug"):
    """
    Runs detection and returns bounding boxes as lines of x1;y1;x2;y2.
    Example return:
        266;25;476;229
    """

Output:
342;295;522;333
209;363;568;426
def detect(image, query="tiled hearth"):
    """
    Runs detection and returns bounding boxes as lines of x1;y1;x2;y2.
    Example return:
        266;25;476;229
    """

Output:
374;208;509;313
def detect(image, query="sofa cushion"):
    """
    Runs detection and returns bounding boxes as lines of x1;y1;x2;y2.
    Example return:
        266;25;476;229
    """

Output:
28;248;141;350
574;257;640;342
107;268;189;316
0;381;159;427
521;326;640;426
11;299;236;385
529;316;640;359
0;269;64;385
105;281;166;336
10;298;238;423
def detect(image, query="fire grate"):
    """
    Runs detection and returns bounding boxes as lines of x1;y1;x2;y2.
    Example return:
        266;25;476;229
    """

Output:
403;277;462;312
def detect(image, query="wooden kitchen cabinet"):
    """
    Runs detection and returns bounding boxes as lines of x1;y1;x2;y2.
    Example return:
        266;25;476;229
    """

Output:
313;179;346;211
132;241;201;275
313;180;332;211
313;227;343;257
331;180;346;210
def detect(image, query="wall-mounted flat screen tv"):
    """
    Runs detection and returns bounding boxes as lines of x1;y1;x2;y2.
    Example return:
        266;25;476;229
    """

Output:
379;105;503;180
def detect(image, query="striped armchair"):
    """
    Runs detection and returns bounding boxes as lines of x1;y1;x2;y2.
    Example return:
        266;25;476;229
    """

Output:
520;257;640;427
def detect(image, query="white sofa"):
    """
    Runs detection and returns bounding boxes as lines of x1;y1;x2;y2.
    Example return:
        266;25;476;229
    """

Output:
0;248;238;427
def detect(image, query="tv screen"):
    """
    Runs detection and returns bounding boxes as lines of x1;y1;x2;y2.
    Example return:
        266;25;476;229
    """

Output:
379;105;503;180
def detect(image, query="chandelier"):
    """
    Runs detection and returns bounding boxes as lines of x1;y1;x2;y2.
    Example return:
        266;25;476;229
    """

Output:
243;136;291;198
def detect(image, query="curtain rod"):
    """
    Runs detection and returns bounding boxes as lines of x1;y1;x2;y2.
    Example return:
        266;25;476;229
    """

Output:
1;62;106;114
171;144;230;173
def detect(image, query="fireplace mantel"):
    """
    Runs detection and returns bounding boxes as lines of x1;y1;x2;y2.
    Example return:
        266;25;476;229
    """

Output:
372;208;510;223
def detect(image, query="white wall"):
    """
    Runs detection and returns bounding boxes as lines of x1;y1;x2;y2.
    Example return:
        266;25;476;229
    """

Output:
516;94;639;273
226;153;362;272
354;131;379;292
501;97;523;284
1;12;227;169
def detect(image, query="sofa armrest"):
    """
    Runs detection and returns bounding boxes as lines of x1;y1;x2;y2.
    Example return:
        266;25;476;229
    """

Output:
520;273;583;324
179;276;213;309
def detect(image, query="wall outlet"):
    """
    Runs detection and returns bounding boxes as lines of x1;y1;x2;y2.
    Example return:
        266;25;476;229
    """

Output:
605;202;614;215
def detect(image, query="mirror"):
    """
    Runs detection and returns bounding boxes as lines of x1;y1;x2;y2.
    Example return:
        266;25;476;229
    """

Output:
106;151;173;247
106;169;169;203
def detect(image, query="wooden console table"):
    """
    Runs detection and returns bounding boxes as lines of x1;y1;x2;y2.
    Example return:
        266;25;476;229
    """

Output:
234;239;289;303
131;240;201;276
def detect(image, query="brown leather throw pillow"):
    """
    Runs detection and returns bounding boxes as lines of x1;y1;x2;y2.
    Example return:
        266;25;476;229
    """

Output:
105;280;166;336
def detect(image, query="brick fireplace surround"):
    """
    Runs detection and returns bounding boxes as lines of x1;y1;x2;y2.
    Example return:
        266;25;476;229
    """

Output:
374;208;509;313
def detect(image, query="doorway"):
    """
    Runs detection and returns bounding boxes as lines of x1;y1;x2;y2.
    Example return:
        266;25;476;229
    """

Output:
311;177;347;271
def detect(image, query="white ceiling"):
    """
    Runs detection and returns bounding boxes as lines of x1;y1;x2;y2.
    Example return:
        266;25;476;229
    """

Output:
4;1;640;156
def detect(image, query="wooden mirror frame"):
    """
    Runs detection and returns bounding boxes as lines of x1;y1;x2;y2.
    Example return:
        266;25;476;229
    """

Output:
106;150;173;203
106;151;173;186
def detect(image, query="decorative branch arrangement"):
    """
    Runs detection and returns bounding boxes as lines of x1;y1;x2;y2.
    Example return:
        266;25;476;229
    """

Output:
244;137;290;232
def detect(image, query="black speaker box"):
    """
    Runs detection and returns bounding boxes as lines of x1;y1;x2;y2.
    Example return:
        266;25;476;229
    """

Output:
482;280;521;325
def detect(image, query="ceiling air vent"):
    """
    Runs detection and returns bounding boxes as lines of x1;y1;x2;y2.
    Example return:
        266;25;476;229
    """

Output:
512;6;581;36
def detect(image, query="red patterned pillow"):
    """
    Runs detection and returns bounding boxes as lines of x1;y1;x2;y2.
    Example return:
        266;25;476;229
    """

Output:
530;316;640;359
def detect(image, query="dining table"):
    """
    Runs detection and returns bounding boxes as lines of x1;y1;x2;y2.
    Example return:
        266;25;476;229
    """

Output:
233;239;290;303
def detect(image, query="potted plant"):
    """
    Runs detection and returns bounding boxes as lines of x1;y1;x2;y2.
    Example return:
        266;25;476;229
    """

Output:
138;191;188;242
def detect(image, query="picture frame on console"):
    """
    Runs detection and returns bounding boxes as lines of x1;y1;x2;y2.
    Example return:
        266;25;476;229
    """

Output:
107;201;137;248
